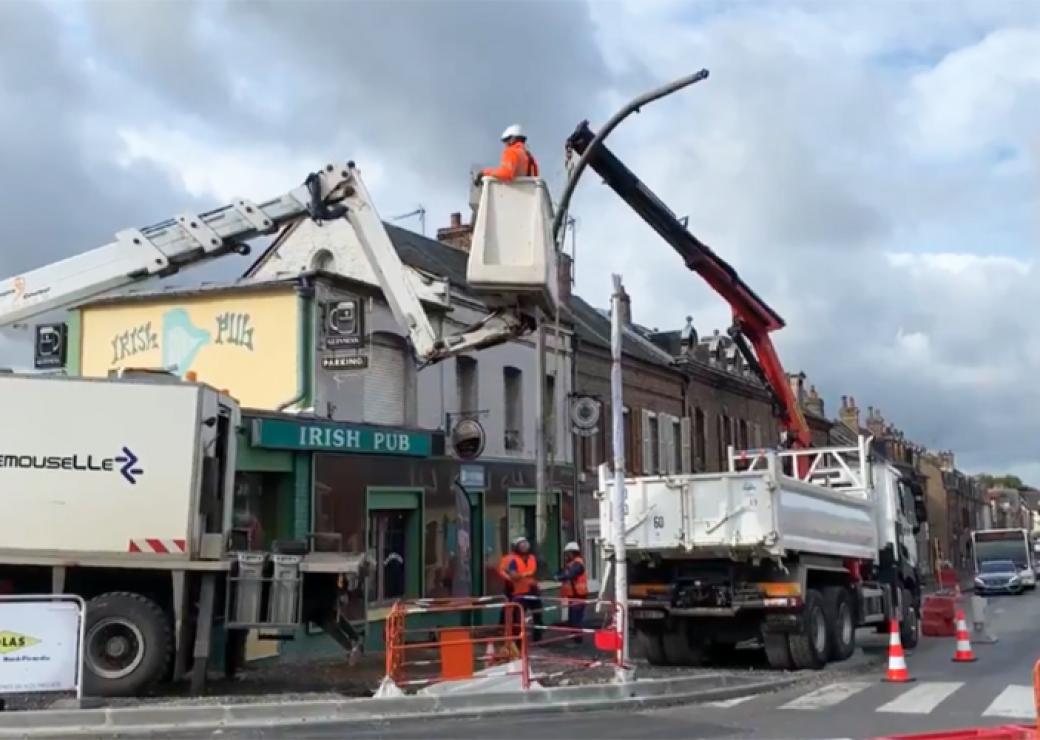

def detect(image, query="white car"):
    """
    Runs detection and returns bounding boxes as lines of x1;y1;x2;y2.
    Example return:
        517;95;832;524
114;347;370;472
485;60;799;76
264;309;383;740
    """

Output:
1020;567;1037;589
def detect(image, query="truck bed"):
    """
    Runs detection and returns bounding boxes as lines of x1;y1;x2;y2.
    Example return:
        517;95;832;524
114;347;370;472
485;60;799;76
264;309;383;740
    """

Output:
599;441;879;562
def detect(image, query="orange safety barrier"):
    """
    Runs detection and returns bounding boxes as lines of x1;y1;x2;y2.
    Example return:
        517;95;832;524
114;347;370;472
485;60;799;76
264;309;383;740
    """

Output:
382;597;529;694
874;728;1034;739
1034;658;1040;735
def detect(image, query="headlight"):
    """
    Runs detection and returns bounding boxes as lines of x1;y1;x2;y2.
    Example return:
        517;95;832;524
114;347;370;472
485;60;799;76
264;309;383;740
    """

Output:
1009;576;1020;583
974;578;984;585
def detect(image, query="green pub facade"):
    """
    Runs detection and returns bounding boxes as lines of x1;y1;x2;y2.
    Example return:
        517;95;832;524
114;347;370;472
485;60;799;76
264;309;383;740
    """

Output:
234;410;574;652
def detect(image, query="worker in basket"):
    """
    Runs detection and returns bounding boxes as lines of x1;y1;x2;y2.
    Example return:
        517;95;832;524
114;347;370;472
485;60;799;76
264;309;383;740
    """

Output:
555;541;589;645
474;124;540;185
498;535;543;645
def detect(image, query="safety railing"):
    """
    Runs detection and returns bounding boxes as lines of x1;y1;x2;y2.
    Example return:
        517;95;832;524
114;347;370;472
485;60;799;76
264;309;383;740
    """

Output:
378;597;529;696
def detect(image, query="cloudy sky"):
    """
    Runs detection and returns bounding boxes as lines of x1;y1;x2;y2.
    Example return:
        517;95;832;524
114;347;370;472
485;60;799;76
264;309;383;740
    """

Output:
1;0;1038;481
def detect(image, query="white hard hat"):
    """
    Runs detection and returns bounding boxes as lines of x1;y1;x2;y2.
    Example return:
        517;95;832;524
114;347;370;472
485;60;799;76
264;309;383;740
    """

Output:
500;123;525;141
564;541;580;553
512;536;529;547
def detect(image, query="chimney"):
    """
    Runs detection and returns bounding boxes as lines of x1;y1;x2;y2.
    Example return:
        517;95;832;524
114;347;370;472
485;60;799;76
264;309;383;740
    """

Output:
839;395;861;432
804;385;824;417
679;316;697;354
615;285;632;327
866;406;886;438
787;372;806;407
437;211;474;252
557;252;573;306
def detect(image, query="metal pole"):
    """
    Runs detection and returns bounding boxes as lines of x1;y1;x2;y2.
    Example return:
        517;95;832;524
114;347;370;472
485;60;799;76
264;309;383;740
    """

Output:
610;275;630;672
535;310;548;564
552;69;710;245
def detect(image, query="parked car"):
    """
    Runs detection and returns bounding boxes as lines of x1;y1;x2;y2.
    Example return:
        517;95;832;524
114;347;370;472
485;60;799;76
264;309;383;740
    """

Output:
974;560;1025;595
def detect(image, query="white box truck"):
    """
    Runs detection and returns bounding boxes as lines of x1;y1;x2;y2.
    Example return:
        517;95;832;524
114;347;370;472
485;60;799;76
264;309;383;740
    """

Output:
599;438;924;669
0;373;366;696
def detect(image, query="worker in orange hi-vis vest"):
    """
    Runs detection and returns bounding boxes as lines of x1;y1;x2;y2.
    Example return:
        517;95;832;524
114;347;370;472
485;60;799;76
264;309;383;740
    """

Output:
498;536;543;644
475;124;540;185
556;541;588;645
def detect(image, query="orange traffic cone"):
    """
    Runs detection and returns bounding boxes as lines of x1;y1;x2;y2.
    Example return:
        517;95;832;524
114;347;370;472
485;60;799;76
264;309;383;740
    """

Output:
951;610;977;663
883;619;915;683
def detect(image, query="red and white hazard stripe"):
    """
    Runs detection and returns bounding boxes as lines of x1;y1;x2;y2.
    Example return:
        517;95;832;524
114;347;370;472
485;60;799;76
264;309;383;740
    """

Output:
128;539;187;554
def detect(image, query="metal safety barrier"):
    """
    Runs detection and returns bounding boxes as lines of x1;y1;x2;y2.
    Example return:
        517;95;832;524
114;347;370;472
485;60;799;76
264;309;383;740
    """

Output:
524;596;628;682
377;597;529;696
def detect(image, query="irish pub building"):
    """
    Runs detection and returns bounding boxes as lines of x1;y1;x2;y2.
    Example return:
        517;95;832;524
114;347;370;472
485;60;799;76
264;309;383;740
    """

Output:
66;215;576;657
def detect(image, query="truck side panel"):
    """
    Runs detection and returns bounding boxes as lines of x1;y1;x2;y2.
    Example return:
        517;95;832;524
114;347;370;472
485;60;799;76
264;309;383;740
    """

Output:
0;377;200;556
776;479;877;560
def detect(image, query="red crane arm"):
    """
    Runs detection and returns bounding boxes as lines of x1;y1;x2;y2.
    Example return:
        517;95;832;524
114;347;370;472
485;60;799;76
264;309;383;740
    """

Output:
565;120;812;449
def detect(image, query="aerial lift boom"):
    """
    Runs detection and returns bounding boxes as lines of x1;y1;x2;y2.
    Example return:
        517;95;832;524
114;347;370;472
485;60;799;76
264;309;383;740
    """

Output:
565;122;812;449
0;162;541;365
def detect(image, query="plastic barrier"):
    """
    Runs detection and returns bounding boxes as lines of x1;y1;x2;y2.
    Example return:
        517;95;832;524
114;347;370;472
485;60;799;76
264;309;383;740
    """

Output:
923;593;958;637
379;597;529;695
873;727;1034;739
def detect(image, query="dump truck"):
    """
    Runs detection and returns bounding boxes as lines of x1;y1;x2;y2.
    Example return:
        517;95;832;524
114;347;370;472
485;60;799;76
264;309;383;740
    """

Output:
598;438;923;669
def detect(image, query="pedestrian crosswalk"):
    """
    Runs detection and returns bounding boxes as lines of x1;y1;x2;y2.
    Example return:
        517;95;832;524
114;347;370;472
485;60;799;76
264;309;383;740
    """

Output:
706;680;1035;719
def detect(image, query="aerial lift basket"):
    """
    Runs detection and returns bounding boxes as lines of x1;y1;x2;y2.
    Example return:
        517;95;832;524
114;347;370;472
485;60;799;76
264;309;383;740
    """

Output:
467;177;559;316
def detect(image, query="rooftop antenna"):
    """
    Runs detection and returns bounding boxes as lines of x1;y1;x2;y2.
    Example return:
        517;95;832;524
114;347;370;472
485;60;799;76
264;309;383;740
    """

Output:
390;205;427;236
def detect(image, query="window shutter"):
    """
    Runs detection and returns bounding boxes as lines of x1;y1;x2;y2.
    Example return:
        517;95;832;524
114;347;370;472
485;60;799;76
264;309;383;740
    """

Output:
661;415;673;474
641;410;653;475
681;417;692;473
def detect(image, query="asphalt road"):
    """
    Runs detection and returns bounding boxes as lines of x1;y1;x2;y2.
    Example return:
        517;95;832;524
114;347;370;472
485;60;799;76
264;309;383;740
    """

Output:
141;590;1040;739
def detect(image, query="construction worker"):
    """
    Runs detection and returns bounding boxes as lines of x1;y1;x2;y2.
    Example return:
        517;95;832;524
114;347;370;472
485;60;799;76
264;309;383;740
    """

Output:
555;541;588;644
498;536;543;643
475;124;540;184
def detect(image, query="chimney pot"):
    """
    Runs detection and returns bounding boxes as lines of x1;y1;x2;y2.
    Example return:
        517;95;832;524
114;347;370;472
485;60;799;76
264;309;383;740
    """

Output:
450;212;461;228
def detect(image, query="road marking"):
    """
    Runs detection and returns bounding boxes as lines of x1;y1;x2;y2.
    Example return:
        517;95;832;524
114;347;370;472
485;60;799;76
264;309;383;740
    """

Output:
876;682;963;714
705;695;758;708
781;681;872;710
983;685;1034;718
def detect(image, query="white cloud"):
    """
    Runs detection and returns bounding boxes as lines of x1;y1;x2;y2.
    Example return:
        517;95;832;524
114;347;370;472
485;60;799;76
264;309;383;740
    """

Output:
3;0;1040;481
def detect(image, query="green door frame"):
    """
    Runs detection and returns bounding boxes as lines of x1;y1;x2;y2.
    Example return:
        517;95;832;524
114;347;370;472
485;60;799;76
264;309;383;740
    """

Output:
366;487;424;602
466;489;485;597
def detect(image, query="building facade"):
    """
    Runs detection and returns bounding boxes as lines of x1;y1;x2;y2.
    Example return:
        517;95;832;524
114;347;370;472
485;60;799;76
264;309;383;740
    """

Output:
69;214;577;653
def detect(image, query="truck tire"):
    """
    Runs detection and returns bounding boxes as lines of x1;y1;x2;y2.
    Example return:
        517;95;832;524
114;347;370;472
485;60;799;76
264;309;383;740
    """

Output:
898;588;919;650
823;586;856;662
763;632;793;670
84;592;172;697
788;589;828;669
635;626;668;666
661;620;705;666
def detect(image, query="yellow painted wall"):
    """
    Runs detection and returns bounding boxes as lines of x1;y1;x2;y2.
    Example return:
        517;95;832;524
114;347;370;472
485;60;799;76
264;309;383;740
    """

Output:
80;290;300;410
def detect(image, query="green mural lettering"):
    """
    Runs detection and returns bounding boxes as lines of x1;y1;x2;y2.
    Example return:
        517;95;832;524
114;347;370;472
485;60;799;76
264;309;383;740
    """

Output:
215;312;254;350
110;322;159;365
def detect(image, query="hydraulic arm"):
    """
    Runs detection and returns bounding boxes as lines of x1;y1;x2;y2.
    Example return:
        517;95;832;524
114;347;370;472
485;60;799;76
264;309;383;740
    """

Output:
565;121;811;449
0;162;532;366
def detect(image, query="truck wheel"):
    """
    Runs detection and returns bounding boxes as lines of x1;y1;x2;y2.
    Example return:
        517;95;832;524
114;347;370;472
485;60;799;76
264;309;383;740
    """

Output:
635;626;668;666
763;632;793;670
661;620;705;666
823;586;856;662
898;588;919;650
84;592;172;697
788;589;828;669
